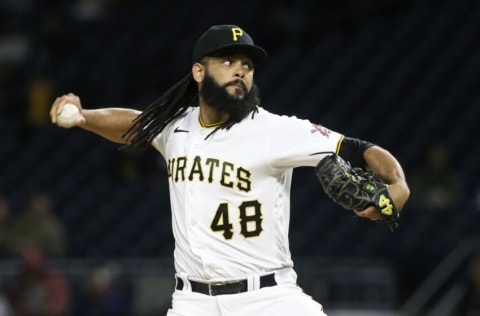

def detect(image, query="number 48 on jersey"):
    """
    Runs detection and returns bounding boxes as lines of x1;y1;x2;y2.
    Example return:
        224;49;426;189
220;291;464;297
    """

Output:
210;200;263;240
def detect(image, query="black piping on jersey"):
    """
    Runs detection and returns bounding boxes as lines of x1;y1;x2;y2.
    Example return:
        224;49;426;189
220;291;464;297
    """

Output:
308;135;344;156
308;151;336;156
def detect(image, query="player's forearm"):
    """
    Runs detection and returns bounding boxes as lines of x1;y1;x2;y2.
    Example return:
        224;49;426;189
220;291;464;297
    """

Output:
81;108;141;144
364;146;410;212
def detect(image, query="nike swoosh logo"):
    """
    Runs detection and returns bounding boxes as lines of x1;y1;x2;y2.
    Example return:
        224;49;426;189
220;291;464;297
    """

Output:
174;127;189;133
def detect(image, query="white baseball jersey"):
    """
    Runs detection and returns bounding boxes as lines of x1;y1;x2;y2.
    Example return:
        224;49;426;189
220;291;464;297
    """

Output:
152;106;343;282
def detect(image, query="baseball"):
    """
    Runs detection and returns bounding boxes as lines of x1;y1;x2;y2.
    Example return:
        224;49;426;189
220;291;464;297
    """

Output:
57;103;80;128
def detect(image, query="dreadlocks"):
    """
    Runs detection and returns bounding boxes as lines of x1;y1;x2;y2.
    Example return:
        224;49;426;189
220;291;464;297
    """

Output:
123;59;262;148
122;72;198;150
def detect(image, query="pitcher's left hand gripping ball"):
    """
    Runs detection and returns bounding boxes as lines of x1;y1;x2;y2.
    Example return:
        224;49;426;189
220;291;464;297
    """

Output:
315;154;399;231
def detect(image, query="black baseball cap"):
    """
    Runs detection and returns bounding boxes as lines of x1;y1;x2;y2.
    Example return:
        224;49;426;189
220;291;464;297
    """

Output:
192;25;267;64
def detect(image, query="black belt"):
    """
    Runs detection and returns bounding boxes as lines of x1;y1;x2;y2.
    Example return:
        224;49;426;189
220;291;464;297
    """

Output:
176;273;277;296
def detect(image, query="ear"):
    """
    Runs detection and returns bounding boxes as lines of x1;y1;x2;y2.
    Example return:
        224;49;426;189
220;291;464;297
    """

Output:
192;63;205;83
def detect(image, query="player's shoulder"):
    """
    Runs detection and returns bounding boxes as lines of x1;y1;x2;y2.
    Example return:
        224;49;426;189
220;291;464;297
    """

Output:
151;106;197;146
254;107;307;124
254;107;340;137
163;106;197;131
253;107;290;121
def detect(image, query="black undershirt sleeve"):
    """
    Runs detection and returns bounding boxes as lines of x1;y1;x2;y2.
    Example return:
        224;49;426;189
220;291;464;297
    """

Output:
337;137;376;169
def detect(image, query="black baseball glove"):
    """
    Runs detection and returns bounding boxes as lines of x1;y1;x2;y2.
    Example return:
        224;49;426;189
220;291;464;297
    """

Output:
314;154;399;231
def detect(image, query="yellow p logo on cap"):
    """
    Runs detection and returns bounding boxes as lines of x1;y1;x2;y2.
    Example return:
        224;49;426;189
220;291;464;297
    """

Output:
231;28;243;41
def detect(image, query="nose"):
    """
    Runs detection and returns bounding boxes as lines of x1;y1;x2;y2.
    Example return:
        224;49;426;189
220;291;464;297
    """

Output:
233;62;246;78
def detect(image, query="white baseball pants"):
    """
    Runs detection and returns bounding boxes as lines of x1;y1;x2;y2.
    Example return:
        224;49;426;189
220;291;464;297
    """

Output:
167;283;327;316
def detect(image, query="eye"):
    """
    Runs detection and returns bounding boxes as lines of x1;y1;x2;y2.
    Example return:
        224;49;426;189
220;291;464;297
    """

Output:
243;62;253;70
223;59;233;66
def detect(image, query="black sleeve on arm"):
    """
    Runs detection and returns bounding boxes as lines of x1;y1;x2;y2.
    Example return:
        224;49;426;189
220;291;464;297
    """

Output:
338;137;376;169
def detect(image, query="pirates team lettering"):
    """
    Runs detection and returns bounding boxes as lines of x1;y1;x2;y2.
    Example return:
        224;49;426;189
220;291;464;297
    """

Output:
168;155;252;192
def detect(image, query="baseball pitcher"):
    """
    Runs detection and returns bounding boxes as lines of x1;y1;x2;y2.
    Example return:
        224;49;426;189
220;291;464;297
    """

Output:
50;25;410;316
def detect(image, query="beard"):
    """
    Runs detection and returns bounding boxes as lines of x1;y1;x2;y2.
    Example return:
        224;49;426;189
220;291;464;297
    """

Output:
199;71;261;123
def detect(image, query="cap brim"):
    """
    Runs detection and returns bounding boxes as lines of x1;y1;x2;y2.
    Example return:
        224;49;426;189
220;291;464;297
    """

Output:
206;44;268;64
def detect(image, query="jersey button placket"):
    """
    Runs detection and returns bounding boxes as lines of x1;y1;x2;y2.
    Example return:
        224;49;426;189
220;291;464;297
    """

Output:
185;132;204;257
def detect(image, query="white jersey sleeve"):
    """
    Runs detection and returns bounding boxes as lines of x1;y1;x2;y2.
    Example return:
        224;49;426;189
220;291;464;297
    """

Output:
265;112;344;169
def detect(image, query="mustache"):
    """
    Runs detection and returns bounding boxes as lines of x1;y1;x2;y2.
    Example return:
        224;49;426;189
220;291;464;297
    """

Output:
223;79;247;91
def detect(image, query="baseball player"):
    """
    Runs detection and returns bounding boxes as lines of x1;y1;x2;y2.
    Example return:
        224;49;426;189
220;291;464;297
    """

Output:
50;25;410;315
